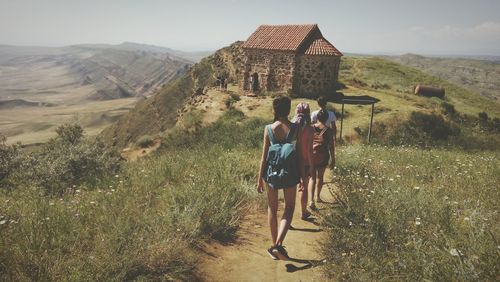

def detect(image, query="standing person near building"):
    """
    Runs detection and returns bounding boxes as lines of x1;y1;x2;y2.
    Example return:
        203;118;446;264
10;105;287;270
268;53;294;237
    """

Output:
248;75;253;92
310;96;336;204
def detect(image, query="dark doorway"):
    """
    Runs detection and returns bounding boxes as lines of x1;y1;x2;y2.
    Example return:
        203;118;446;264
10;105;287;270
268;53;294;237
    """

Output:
251;72;259;92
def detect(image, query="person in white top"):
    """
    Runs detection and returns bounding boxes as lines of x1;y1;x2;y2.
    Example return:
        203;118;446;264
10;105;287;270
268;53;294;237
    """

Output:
310;96;336;203
311;96;337;128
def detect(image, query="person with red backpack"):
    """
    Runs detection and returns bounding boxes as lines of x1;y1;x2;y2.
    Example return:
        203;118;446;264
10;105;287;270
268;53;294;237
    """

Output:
257;96;304;260
308;109;334;210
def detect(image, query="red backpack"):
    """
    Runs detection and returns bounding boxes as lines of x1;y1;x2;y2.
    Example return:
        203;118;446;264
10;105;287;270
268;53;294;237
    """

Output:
312;126;330;166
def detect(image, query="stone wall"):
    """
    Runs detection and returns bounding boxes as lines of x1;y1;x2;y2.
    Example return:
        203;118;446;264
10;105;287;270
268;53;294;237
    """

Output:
295;55;340;98
239;49;341;97
239;49;296;93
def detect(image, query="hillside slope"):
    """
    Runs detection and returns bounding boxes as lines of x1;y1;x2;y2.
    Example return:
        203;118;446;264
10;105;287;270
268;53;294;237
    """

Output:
102;42;244;147
339;56;500;118
388;54;500;102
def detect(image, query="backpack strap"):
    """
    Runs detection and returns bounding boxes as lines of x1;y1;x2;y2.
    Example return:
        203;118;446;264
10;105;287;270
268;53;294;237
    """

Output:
286;123;298;143
267;125;277;145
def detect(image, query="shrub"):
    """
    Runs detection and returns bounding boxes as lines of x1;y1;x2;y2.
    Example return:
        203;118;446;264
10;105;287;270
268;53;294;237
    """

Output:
0;135;21;186
136;135;154;148
372;112;460;147
224;93;240;109
2;124;120;195
441;101;456;116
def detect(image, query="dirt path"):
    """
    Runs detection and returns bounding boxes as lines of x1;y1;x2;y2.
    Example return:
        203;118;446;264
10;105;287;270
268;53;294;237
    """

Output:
198;170;337;281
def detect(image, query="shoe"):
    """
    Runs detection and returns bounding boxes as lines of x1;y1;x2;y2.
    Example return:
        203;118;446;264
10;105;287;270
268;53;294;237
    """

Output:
301;211;312;220
267;247;278;260
308;202;318;211
272;245;290;261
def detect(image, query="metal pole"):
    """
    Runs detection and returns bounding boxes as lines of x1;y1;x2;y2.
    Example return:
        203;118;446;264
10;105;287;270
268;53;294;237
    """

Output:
368;103;374;143
340;103;344;141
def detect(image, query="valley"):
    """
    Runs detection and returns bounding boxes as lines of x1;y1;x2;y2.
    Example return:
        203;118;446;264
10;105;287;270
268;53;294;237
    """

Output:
0;43;197;144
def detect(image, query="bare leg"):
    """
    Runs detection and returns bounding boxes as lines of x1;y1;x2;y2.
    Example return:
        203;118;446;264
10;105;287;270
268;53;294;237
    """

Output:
275;187;297;246
308;169;317;208
300;176;309;217
316;167;326;202
266;185;279;245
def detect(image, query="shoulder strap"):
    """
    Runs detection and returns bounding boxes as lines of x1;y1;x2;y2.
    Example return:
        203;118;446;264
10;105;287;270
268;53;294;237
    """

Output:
319;127;328;136
267;125;276;145
286;123;298;143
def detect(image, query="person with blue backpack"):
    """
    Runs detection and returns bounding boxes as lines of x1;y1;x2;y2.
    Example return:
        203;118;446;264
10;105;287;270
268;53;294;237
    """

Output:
257;96;304;260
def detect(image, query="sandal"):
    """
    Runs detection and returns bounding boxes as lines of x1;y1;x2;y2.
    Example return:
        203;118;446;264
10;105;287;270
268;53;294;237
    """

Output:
267;246;278;260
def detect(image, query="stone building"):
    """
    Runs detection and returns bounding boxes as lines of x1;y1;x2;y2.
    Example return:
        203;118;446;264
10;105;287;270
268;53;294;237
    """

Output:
240;24;342;97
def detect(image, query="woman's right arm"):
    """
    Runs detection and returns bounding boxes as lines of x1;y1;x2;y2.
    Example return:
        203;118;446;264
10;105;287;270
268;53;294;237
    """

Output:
257;127;270;193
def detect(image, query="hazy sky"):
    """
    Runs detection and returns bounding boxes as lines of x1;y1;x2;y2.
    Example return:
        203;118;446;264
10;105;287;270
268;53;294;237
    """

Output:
1;0;499;55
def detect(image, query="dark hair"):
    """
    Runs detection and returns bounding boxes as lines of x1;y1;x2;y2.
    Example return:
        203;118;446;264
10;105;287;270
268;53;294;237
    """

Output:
317;96;327;108
273;96;291;121
317;109;329;124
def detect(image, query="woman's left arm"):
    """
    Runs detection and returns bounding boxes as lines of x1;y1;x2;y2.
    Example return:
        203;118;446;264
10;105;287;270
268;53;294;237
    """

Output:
257;127;270;193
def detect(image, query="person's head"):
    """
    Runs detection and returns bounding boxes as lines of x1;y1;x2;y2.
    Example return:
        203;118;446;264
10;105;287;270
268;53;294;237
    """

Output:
317;96;327;109
317;109;329;125
294;102;311;126
272;96;291;121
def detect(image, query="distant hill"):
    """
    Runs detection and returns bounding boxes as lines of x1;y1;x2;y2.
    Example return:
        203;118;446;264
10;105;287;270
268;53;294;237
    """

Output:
388;54;500;102
0;43;194;104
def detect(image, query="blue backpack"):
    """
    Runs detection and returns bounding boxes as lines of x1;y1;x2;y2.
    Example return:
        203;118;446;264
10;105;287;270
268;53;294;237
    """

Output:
264;123;300;189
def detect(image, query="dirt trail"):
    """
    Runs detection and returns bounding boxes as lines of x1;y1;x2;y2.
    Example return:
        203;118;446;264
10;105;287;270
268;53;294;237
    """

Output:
198;170;337;281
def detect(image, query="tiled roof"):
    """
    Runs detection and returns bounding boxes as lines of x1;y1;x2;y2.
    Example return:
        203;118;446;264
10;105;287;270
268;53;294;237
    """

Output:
242;24;318;51
304;38;343;56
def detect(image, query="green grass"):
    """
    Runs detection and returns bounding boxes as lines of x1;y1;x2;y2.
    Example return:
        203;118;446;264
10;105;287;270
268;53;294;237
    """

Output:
0;111;265;280
322;145;500;281
340;56;500;118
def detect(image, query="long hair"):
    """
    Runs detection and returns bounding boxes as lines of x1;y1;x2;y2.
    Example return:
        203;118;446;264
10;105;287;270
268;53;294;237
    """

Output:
294;102;311;127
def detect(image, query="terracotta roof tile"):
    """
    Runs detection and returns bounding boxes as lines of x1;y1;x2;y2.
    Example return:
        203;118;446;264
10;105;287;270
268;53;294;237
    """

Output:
242;24;318;51
304;38;343;56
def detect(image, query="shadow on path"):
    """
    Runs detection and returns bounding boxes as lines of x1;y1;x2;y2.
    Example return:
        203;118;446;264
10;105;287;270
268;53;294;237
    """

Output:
285;257;326;273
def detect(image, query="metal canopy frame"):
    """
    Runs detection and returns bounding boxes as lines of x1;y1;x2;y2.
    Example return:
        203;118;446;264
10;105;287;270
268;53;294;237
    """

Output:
332;95;380;143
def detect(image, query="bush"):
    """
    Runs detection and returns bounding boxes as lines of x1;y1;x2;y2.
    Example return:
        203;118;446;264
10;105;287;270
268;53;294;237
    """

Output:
2;124;120;195
372;112;460;147
136;135;154;148
0;135;21;186
224;93;240;109
441;101;456;116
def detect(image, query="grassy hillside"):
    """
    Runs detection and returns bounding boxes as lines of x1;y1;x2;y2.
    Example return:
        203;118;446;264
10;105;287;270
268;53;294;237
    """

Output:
323;146;499;281
0;112;264;280
102;42;244;148
339;56;500;118
389;54;500;102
